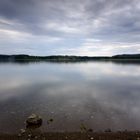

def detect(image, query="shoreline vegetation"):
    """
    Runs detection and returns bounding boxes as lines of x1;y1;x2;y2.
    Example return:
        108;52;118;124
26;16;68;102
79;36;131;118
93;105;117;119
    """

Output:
0;54;140;64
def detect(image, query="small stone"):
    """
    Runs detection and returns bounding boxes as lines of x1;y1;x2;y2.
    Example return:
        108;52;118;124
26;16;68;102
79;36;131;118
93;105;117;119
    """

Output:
90;137;94;140
88;129;93;132
18;134;21;137
49;118;53;122
26;114;42;127
28;134;31;137
20;129;26;134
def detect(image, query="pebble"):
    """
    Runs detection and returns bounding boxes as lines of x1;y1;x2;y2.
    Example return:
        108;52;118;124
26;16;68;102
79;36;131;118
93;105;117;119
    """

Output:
18;134;21;137
28;134;32;137
20;129;26;134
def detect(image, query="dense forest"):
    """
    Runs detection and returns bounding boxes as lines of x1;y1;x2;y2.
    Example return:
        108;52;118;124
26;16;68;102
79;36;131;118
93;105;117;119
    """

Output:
0;54;140;62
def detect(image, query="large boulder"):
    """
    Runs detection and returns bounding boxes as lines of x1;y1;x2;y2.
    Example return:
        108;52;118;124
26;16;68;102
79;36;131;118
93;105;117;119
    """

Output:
26;114;42;128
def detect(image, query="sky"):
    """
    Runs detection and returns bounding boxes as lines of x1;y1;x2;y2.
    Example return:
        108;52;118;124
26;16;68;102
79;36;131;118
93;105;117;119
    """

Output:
0;0;140;56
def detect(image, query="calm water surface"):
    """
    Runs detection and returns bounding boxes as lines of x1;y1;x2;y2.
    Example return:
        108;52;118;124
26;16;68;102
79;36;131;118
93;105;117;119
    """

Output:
0;62;140;133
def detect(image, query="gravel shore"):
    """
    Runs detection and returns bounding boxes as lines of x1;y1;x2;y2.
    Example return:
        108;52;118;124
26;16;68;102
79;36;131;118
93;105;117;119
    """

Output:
0;131;140;140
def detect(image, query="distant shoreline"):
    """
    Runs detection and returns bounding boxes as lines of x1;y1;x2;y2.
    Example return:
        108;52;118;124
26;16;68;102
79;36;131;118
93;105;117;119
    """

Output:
0;54;140;62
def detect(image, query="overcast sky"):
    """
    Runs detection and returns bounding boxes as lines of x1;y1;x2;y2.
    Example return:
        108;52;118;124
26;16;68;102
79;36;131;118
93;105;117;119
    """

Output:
0;0;140;56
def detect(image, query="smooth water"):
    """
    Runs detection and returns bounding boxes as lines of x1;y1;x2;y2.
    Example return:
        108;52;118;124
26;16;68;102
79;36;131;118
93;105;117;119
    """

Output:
0;62;140;133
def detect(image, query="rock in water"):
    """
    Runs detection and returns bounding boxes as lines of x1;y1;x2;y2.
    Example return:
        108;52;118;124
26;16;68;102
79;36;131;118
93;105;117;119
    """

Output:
26;114;42;127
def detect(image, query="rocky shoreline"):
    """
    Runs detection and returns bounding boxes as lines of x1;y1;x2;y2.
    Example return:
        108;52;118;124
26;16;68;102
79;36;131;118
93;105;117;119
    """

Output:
1;114;140;140
0;131;140;140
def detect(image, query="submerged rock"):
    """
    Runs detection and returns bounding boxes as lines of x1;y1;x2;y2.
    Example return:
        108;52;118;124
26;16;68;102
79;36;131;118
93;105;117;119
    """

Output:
26;114;42;128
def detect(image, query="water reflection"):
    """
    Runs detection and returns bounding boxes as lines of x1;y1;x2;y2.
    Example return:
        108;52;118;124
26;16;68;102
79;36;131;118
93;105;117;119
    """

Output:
0;62;140;133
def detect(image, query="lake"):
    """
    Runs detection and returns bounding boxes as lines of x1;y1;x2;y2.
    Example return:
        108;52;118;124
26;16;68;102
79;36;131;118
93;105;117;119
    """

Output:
0;61;140;134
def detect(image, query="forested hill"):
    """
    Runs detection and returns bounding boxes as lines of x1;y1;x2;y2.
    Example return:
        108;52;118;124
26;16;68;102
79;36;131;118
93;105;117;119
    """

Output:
112;54;140;59
0;54;140;62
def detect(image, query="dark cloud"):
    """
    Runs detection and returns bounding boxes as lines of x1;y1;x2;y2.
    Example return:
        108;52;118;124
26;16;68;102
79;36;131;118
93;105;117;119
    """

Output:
0;0;140;55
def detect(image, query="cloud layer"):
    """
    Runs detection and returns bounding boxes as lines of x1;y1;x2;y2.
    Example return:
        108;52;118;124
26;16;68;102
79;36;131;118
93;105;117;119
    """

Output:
0;0;140;56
